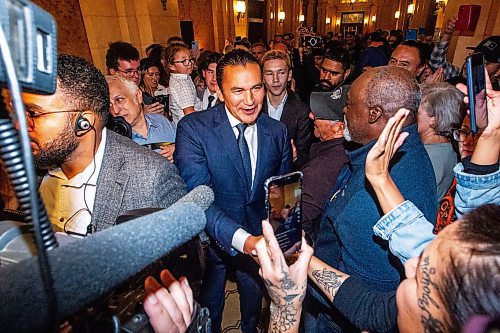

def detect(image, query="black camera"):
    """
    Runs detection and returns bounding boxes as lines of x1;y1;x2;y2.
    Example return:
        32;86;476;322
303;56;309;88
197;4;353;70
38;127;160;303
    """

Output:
0;0;57;94
303;35;323;48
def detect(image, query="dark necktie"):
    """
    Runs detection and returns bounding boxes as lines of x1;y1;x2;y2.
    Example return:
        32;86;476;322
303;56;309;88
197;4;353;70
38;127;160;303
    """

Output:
207;95;215;108
236;123;252;190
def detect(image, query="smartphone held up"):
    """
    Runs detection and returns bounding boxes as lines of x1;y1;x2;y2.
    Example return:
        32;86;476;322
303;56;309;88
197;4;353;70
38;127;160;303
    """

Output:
265;172;303;262
466;52;488;133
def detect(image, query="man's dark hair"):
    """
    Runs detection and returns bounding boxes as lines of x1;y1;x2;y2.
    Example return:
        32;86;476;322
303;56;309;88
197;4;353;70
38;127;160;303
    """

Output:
399;40;427;66
146;43;162;55
437;204;500;332
200;52;222;71
323;47;351;71
363;66;420;120
105;41;139;70
369;31;386;43
234;39;252;50
251;42;266;50
216;49;260;91
167;36;185;45
57;54;109;123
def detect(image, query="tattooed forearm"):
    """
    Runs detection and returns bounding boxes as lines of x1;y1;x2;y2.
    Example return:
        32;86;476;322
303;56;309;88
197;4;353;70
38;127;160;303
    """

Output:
418;256;445;333
311;268;344;298
270;302;299;333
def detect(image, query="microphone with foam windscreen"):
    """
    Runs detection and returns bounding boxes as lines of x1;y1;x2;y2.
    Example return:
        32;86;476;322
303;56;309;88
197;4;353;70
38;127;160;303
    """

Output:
169;184;214;211
0;201;207;332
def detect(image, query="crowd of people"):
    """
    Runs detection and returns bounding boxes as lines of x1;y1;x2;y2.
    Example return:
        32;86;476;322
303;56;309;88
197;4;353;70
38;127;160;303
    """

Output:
0;12;499;333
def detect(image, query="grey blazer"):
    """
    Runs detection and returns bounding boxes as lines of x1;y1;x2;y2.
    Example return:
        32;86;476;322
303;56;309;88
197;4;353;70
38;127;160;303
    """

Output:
91;130;187;231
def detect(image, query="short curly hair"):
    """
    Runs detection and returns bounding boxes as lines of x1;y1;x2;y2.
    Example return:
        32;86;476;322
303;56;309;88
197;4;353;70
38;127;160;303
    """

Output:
105;41;139;70
57;54;109;123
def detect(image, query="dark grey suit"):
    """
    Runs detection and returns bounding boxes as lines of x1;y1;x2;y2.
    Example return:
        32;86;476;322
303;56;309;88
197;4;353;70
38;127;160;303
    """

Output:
91;130;187;231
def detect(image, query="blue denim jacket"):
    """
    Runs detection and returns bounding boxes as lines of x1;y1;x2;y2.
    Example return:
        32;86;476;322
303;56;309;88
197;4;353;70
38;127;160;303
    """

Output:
373;163;500;263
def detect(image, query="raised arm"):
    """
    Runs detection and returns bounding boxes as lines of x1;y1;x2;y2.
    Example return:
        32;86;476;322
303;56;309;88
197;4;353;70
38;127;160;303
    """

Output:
364;108;409;213
428;15;461;79
454;70;500;217
255;220;313;333
366;109;436;262
457;70;500;167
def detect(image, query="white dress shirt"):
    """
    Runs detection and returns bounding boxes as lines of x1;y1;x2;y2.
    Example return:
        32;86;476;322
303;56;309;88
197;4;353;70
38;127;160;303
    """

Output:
266;92;288;121
201;88;219;110
40;128;107;236
225;108;258;253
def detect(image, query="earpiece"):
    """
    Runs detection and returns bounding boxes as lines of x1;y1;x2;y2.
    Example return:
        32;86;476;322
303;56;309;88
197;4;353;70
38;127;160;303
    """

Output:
74;112;92;136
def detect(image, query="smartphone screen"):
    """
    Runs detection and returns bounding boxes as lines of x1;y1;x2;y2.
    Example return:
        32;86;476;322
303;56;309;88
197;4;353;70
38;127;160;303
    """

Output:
153;95;167;107
466;52;488;133
265;171;303;259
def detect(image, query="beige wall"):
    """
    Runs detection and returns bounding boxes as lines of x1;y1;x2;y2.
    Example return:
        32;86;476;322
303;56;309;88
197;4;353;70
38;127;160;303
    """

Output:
79;0;181;72
31;0;93;62
267;0;302;41
439;0;497;67
178;0;216;51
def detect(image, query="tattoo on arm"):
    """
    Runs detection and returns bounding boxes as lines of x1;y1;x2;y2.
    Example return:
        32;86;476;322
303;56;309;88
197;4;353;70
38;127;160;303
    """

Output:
311;268;344;299
267;256;304;333
270;302;298;333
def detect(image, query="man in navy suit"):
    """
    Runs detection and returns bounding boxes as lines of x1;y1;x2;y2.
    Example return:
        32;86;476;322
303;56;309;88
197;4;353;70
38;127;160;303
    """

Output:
175;49;292;333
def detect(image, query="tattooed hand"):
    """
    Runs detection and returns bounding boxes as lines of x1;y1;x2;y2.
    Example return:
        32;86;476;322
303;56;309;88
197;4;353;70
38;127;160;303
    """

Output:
255;220;313;333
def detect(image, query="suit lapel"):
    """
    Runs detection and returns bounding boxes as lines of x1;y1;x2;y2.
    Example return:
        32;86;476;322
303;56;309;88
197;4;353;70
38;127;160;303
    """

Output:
280;92;294;125
213;106;250;194
91;131;129;231
251;115;271;201
262;97;269;115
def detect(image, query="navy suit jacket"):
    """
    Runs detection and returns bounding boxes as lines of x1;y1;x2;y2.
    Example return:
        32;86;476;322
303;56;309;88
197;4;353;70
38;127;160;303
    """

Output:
175;104;292;254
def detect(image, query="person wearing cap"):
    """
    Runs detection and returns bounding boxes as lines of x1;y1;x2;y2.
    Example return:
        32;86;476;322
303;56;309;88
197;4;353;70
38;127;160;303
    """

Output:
429;15;499;89
300;86;349;242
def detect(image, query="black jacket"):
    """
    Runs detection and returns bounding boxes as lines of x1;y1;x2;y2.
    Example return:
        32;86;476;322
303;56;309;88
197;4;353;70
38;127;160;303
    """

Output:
262;91;313;169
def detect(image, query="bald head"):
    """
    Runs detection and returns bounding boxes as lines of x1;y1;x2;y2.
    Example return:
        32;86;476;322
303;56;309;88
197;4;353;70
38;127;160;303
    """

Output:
361;66;420;119
344;66;420;144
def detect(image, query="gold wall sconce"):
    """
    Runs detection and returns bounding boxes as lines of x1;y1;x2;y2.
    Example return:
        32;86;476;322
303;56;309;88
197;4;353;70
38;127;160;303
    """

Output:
235;1;246;22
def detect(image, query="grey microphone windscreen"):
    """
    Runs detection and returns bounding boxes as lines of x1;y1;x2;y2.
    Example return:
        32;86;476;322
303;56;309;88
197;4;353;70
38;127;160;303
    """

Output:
170;185;214;211
0;202;205;332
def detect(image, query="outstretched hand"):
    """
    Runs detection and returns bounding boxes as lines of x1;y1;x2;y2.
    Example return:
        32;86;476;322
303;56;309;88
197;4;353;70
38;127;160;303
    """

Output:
143;269;194;333
365;109;410;188
255;220;313;333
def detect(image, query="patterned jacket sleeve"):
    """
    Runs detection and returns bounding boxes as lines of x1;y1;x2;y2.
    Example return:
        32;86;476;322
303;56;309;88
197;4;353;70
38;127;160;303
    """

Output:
429;40;461;80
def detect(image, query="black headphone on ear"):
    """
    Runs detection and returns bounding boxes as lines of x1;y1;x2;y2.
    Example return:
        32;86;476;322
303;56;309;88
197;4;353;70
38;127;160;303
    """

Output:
74;112;93;136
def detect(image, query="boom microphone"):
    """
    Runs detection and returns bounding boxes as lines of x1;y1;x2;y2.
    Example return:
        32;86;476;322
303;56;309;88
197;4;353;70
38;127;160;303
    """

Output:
170;185;214;211
0;201;206;332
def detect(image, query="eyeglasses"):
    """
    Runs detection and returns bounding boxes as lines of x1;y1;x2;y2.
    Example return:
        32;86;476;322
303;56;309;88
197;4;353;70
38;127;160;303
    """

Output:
452;128;481;142
117;68;140;77
172;58;195;66
24;104;84;127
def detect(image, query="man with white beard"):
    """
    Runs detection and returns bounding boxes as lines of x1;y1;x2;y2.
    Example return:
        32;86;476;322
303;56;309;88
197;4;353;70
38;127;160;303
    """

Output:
306;66;438;332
